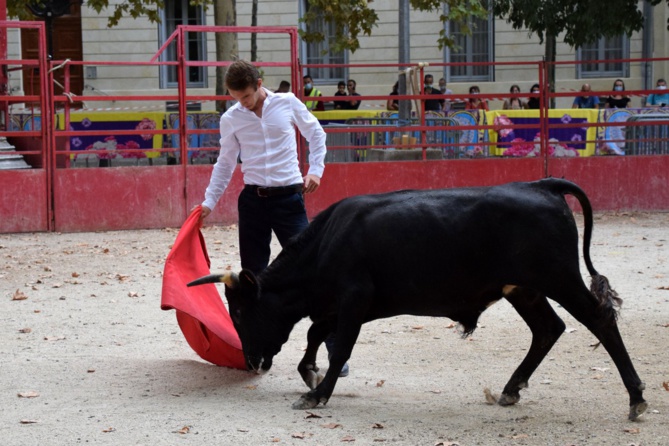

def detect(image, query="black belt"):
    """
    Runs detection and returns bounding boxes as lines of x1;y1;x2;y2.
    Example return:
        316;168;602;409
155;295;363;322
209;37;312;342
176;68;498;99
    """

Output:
244;184;303;198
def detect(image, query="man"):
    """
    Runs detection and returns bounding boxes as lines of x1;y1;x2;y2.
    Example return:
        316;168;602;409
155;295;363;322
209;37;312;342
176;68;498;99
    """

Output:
199;60;348;376
646;78;669;108
572;83;600;109
344;79;361;110
438;77;453;111
303;74;324;111
274;80;290;93
423;74;443;111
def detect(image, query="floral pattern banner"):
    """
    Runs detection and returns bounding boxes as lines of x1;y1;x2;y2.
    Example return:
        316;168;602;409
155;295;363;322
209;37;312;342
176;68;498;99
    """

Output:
487;109;598;157
65;112;163;159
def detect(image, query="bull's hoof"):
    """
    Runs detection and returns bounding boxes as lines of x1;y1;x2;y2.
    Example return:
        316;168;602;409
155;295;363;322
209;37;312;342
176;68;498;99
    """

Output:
292;394;320;410
497;393;520;406
303;370;324;390
628;401;648;421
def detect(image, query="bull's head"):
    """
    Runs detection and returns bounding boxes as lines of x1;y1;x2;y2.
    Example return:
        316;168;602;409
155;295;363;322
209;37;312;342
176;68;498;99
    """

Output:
187;270;288;373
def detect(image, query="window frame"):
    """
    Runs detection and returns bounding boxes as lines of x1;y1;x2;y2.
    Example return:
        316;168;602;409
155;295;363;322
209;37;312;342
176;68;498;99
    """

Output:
298;0;348;85
158;0;208;89
576;35;630;79
442;3;495;83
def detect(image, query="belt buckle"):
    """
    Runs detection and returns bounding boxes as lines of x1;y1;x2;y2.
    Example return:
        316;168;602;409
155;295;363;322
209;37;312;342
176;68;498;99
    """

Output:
256;187;269;197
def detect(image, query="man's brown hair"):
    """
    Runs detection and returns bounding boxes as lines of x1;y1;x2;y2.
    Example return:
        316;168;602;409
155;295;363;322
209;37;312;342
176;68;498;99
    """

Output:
225;60;260;91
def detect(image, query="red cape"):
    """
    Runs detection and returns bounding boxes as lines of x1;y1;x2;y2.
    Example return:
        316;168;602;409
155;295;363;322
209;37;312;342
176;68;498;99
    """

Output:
160;206;246;369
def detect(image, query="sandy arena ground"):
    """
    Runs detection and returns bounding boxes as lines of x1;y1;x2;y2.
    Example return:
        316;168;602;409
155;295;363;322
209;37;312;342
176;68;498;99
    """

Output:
1;212;668;445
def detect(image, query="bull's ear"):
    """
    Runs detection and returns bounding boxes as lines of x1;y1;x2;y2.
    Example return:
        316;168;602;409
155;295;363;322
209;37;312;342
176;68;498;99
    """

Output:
239;269;260;299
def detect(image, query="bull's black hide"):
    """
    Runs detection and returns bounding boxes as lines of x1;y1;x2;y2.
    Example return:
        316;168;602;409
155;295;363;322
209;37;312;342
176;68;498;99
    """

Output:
189;179;647;420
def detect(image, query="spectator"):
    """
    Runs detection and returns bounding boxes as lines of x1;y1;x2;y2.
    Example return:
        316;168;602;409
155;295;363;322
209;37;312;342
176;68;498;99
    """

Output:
423;74;443;111
572;83;600;109
646;78;669;108
303;74;325;111
345;79;361;110
465;85;488;111
274;80;290;93
503;84;526;110
387;81;400;111
605;79;631;109
333;81;348;110
438;77;453;111
526;84;542;109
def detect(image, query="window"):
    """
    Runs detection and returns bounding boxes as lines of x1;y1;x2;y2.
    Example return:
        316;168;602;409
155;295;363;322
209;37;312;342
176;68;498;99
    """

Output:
444;3;494;82
158;0;207;89
299;0;346;82
577;35;630;78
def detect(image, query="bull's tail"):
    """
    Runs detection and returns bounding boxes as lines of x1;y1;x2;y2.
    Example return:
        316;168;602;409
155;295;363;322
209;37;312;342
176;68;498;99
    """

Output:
543;178;623;319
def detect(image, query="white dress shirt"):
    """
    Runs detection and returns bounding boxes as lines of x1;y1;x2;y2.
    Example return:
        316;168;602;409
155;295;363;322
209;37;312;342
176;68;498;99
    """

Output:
203;88;327;210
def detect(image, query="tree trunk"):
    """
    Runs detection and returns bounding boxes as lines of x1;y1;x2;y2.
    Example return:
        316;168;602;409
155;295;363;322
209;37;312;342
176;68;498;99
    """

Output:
545;32;556;109
214;0;238;112
251;0;258;62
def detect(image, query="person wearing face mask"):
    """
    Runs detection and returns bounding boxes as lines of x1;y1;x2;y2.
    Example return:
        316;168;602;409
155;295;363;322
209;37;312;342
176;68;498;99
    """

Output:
466;85;489;111
503;84;527;110
526;84;542;110
605;79;631;109
646;78;669;108
423;74;444;111
438;77;453;111
572;83;600;109
303;74;325;111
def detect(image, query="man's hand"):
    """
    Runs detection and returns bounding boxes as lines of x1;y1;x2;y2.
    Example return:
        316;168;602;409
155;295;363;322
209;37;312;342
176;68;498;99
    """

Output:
303;174;321;194
191;205;212;223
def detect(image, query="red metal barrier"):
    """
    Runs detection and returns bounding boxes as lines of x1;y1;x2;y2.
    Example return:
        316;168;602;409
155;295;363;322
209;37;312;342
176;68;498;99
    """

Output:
2;24;669;234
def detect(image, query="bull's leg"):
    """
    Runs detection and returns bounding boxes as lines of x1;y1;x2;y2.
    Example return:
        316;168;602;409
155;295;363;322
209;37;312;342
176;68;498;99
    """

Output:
292;289;369;410
499;287;566;406
297;321;330;390
553;282;647;420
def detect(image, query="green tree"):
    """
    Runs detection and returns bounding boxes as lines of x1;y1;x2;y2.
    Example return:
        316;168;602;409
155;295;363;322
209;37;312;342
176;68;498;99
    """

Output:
492;0;667;104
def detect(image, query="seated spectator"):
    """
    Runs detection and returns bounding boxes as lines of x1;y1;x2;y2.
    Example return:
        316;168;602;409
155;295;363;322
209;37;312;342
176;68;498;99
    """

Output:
423;74;443;111
274;80;290;93
503;84;526;110
526;84;541;109
333;81;348;110
344;79;361;110
572;83;600;109
605;79;631;109
646;78;669;108
438;77;453;111
387;81;400;111
466;85;488;111
303;74;325;111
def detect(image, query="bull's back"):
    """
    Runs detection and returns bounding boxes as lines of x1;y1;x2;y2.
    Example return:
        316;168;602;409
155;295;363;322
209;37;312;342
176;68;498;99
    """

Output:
313;180;581;314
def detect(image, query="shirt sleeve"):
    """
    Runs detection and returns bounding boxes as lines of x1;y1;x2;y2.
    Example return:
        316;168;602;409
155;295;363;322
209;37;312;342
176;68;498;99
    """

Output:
202;114;241;211
290;94;327;179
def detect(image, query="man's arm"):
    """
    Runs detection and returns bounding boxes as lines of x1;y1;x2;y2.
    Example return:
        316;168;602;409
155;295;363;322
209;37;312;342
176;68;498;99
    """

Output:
291;95;327;184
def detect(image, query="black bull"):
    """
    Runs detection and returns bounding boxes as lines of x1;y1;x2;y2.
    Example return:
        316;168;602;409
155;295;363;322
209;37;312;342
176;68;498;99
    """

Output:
188;179;647;420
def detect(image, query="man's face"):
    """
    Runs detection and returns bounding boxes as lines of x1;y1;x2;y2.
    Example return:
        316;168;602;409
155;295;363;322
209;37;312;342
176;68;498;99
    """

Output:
229;79;263;111
347;82;355;92
338;84;346;93
425;77;433;88
439;79;446;91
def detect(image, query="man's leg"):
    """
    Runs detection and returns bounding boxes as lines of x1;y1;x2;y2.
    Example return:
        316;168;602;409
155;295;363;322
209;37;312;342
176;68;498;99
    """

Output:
238;188;273;275
270;192;349;377
270;192;309;247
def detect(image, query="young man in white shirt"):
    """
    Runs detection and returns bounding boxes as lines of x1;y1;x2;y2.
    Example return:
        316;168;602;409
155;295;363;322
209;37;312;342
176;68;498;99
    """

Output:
200;60;327;273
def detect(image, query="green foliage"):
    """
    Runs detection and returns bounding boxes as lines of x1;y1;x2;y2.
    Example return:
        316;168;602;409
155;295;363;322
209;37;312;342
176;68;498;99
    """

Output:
493;0;666;48
299;0;487;53
6;0;167;27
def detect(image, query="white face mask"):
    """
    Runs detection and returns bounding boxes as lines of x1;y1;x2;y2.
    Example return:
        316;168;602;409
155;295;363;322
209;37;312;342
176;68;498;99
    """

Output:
658;85;668;90
305;83;313;89
614;86;623;91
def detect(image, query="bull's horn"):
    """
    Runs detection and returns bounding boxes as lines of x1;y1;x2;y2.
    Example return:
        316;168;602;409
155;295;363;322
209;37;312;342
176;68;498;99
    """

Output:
187;272;239;288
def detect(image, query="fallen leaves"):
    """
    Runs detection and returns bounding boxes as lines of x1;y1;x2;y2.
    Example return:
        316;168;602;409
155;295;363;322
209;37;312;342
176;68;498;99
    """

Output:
12;289;28;301
44;336;66;341
18;328;32;333
17;391;39;398
19;419;39;424
375;380;385;388
322;423;342;429
663;381;669;391
624;427;640;434
483;388;498;405
175;426;190;434
102;427;115;433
